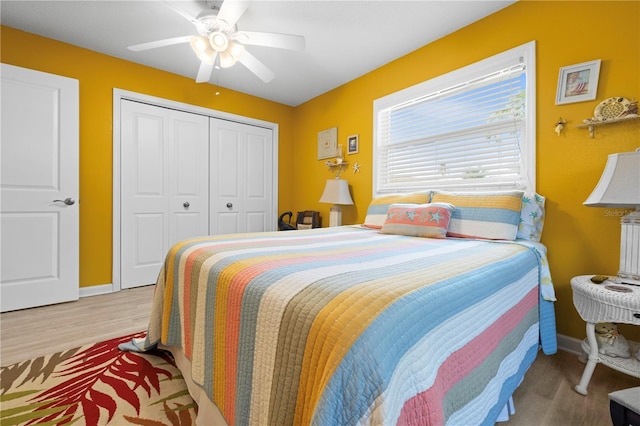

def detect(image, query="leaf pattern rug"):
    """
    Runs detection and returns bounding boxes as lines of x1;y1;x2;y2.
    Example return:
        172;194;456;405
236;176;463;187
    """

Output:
1;331;197;426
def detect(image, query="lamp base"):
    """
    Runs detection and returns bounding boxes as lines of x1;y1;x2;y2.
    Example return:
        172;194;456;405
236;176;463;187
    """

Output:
618;210;640;285
329;205;342;227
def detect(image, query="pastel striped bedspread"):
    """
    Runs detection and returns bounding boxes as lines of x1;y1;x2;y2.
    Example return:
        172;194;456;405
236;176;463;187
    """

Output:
143;226;556;425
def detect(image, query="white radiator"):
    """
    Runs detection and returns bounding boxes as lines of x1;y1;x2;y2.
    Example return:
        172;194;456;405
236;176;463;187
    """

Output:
619;213;640;281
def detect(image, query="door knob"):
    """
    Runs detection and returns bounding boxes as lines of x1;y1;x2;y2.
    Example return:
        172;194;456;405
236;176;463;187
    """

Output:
183;202;190;208
226;202;233;209
53;198;75;206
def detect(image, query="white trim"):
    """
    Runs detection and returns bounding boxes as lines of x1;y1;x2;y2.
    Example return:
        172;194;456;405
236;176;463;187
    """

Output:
79;283;114;298
112;89;279;292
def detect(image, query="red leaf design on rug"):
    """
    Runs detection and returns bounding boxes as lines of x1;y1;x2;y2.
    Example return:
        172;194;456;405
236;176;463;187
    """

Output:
24;332;175;426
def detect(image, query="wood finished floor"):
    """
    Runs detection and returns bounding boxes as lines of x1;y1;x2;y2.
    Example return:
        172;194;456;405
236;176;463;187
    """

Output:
2;285;639;425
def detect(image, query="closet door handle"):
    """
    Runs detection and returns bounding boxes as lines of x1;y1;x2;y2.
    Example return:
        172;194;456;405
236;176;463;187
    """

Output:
226;203;233;209
183;202;190;208
53;198;75;206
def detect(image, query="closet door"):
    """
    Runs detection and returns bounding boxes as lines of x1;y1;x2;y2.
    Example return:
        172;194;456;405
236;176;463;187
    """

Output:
120;101;209;288
169;111;210;244
209;118;274;235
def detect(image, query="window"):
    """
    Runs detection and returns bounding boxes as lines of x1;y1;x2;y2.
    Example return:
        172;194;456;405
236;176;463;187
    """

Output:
373;41;536;195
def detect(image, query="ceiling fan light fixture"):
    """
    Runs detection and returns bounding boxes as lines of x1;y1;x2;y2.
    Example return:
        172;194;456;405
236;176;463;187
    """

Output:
189;35;208;53
199;50;216;65
189;36;216;65
189;36;215;64
219;50;237;68
228;41;245;60
209;31;229;52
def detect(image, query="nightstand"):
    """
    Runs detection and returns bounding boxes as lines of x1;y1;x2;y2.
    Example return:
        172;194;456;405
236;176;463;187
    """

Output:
571;275;640;396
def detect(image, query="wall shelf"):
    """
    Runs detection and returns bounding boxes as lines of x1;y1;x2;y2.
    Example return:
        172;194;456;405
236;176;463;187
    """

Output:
326;161;349;178
576;115;640;138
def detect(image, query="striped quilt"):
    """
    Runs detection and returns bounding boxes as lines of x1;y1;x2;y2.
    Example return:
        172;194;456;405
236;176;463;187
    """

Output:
143;226;557;425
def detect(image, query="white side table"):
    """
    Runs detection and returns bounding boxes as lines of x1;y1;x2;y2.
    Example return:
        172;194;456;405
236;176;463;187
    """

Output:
571;275;640;395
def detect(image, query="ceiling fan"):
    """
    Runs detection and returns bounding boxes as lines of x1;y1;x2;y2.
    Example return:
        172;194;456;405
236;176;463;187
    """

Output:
127;0;305;83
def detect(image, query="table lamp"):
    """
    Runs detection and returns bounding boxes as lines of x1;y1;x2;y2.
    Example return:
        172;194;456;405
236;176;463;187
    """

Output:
584;149;640;284
319;178;354;227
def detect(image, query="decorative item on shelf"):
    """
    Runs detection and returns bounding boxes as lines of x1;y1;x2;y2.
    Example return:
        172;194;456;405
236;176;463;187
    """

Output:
318;179;354;227
578;97;639;137
594;322;631;358
584;148;640;285
554;117;566;136
325;144;349;178
593;97;638;121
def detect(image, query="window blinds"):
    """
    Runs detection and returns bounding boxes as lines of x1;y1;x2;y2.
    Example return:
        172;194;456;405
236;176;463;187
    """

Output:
374;45;534;195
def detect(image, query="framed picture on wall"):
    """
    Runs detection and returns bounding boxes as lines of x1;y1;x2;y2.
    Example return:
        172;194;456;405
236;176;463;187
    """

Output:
555;59;601;105
318;127;337;160
347;134;359;155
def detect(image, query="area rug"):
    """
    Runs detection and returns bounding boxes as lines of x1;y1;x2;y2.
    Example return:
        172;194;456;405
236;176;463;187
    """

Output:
0;331;197;426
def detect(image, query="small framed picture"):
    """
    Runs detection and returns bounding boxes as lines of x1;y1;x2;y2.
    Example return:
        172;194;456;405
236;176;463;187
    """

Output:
555;60;601;105
317;127;337;160
347;134;359;155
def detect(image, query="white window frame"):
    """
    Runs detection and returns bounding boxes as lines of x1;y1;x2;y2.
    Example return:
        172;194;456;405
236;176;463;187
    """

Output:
373;41;536;196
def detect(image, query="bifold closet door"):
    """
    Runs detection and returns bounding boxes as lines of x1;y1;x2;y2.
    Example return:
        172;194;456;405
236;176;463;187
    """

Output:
209;118;274;235
120;100;209;288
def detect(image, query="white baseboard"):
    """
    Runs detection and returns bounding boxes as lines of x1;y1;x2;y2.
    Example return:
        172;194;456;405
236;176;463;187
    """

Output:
556;333;584;355
79;283;114;298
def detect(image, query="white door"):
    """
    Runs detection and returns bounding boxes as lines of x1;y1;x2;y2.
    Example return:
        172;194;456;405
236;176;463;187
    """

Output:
1;64;79;312
120;100;209;288
209;118;274;234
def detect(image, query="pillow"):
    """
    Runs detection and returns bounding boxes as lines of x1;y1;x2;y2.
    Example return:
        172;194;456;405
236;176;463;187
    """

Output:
363;192;431;229
380;203;454;238
517;193;546;242
431;190;524;240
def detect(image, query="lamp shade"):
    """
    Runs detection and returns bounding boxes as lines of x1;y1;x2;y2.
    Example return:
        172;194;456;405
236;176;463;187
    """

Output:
319;179;354;205
584;150;640;208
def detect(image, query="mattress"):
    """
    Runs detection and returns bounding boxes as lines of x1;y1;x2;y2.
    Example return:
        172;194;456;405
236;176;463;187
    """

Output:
138;226;556;425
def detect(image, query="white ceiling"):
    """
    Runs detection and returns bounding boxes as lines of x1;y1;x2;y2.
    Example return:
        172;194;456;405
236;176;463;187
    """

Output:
0;0;515;106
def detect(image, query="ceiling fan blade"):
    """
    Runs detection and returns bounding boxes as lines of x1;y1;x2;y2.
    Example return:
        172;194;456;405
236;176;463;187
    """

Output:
128;36;191;52
238;51;275;83
196;60;215;83
162;0;207;33
162;1;198;25
217;0;248;27
241;31;305;51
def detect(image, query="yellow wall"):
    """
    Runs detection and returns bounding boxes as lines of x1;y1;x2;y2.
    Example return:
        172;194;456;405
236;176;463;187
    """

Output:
2;0;639;341
1;26;296;289
292;0;640;341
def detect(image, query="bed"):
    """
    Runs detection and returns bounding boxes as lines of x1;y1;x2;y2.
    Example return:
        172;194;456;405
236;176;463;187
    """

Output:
127;191;557;426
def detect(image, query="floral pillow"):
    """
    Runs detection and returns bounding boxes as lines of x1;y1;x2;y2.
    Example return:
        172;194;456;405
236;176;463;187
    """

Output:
517;193;546;242
380;203;455;238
